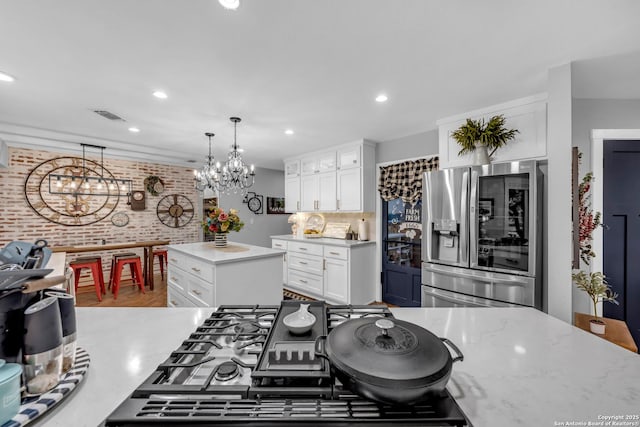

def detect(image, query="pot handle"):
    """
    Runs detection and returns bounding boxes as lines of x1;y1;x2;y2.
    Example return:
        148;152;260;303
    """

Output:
441;338;464;363
314;335;329;360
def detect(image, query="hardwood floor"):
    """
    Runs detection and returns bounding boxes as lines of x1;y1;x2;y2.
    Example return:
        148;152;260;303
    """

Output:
75;273;167;307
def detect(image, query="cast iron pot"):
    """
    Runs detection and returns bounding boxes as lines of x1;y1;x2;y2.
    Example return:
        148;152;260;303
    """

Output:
314;317;463;406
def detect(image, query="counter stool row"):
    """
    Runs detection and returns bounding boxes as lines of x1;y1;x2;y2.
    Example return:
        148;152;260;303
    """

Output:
69;250;166;301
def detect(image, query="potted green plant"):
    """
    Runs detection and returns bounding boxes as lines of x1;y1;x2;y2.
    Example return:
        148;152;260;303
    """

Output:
572;270;619;334
451;114;519;165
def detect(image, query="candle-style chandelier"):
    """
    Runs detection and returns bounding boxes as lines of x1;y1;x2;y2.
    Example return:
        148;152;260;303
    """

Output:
194;117;256;195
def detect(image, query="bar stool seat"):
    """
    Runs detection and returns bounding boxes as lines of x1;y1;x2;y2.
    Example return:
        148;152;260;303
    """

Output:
69;256;105;302
153;248;168;280
110;254;145;299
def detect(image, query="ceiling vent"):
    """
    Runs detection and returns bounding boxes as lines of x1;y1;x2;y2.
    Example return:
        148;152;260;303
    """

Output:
93;110;126;121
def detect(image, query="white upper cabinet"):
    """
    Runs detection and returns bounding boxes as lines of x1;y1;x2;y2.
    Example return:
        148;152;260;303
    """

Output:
285;139;375;213
437;94;548;169
284;159;301;178
337;145;361;170
301;152;336;175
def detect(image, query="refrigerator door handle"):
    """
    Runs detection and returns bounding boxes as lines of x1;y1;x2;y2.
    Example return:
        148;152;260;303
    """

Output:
469;169;478;268
460;170;469;265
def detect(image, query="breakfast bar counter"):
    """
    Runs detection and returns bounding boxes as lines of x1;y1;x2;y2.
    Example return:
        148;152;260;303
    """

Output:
33;307;640;426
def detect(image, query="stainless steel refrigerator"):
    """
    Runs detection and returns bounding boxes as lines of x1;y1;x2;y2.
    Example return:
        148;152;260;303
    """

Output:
421;160;543;308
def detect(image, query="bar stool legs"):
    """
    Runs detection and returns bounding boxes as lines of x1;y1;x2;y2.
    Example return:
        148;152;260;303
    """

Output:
111;256;145;300
70;257;105;302
153;249;168;280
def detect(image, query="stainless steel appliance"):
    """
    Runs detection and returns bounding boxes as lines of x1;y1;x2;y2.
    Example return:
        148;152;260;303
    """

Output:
421;160;543;308
103;303;471;426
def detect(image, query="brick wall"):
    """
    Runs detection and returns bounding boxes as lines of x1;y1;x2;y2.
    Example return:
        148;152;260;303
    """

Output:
0;147;202;284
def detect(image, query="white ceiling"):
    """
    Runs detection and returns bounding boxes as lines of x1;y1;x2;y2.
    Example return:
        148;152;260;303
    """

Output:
1;0;640;170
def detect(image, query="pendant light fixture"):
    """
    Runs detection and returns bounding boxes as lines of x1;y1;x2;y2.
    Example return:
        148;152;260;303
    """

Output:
193;132;220;192
193;117;256;195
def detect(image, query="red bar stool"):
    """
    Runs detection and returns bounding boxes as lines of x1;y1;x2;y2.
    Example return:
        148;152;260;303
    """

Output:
108;252;138;290
70;256;105;302
153;248;168;280
111;254;145;299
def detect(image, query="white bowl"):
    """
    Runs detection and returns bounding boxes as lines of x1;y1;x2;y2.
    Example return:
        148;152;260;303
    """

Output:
284;307;317;335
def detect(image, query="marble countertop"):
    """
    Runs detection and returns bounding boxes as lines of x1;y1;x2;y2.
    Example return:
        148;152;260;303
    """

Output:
270;234;375;247
168;241;284;264
35;307;639;426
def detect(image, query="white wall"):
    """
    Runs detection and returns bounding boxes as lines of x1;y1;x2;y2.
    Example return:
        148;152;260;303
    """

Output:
218;167;290;248
571;98;640;314
546;63;574;323
376;129;439;164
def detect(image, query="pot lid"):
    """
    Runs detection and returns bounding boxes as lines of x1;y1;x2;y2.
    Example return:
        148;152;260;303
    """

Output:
0;361;22;385
325;318;451;388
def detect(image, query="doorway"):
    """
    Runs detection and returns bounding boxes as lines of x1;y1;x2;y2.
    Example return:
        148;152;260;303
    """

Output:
381;198;422;306
603;139;640;346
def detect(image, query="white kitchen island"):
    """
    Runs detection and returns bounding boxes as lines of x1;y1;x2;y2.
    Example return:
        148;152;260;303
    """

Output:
167;241;285;307
31;306;640;427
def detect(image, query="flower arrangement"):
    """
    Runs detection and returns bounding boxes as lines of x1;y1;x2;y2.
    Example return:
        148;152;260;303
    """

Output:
203;207;244;234
577;171;602;264
572;271;618;319
451;114;519;156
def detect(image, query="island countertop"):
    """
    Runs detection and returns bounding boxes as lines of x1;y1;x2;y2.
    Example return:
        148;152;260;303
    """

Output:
168;241;285;265
35;307;639;426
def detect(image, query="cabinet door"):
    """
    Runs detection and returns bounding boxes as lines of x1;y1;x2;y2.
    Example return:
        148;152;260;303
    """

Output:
285;177;300;212
317;151;337;173
284;159;301;178
324;257;349;303
317;172;337;211
301;157;318;175
337;168;361;211
271;240;288;286
300;175;318;211
337;146;361;170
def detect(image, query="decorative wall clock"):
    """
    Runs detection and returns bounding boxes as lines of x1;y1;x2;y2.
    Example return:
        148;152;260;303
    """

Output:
111;211;130;227
144;175;165;196
243;191;263;214
131;190;146;211
24;157;121;226
157;194;194;228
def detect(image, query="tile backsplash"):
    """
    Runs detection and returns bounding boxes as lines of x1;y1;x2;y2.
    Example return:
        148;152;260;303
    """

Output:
288;212;376;240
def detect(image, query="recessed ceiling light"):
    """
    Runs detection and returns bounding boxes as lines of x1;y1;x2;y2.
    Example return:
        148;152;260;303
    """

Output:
0;71;15;83
153;90;168;99
128;127;140;133
219;0;240;10
285;129;294;135
375;94;388;103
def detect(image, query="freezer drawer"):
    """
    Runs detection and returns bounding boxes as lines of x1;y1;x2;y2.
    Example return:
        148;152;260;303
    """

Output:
421;262;539;307
421;285;519;308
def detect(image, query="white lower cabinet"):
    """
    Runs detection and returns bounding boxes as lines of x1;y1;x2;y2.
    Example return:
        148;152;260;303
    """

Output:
271;239;288;286
277;239;375;305
167;247;283;307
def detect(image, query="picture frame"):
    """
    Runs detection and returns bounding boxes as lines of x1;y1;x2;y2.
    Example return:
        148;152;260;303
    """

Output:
266;197;286;214
478;198;493;219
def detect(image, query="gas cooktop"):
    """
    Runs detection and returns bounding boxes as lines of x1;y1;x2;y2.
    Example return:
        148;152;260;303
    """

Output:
103;302;471;426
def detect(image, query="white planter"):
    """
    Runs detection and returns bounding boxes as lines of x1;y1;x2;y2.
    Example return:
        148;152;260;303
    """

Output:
214;233;228;248
473;144;491;165
589;319;606;335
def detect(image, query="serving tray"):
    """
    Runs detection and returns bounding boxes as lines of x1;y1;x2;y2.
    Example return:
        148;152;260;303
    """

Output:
2;347;90;427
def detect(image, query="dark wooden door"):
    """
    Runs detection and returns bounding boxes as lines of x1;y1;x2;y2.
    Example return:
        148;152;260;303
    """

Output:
603;139;640;346
381;198;422;307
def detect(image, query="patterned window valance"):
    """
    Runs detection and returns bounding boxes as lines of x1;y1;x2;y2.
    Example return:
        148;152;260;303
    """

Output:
378;156;439;203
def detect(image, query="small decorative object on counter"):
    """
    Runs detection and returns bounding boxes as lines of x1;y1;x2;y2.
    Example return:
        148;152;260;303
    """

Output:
287;214;298;236
44;291;77;372
358;218;368;241
0;360;22;424
22;297;64;394
283;303;316;335
451;114;519;165
303;214;324;237
572;270;619;334
203;207;244;248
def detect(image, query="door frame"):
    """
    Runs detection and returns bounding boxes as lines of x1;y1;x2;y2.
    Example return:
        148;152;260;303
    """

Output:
590;129;640;315
375;155;438;302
